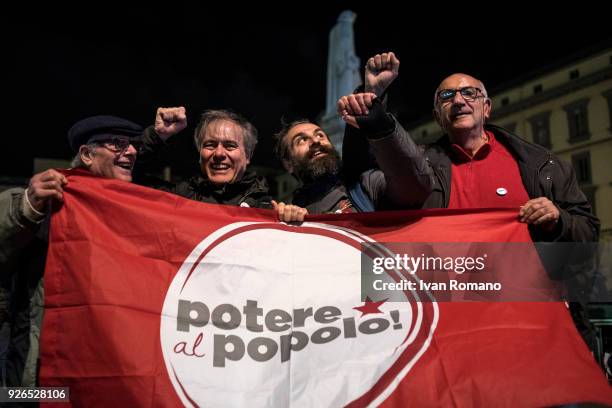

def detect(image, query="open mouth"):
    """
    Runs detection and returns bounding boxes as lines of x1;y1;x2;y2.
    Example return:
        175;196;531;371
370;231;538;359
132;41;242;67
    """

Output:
210;163;231;171
311;150;328;159
451;112;471;120
115;161;133;171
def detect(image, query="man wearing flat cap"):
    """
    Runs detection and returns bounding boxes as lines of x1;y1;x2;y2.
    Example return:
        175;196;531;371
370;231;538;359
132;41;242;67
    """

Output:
0;115;143;387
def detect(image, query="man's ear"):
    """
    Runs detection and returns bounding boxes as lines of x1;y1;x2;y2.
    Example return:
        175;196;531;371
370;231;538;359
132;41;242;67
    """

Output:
433;108;441;127
79;145;94;166
483;98;492;121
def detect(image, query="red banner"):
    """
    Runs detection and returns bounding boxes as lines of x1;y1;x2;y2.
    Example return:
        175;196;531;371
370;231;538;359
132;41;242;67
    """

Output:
40;171;612;407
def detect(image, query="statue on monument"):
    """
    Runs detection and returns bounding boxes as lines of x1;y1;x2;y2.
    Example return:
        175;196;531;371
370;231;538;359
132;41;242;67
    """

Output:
321;10;361;152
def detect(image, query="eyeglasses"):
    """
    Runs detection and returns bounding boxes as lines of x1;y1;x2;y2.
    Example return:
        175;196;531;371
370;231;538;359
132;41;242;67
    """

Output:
437;87;483;103
96;137;143;153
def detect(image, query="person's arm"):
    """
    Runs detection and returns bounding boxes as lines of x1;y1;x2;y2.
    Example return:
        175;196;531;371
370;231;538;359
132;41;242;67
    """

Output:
0;169;66;263
0;188;37;264
341;52;399;184
339;94;433;209
521;159;599;242
133;107;191;193
136;106;188;168
338;51;432;209
364;52;400;98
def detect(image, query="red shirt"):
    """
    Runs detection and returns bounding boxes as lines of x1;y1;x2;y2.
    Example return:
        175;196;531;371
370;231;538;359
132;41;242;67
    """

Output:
448;131;529;209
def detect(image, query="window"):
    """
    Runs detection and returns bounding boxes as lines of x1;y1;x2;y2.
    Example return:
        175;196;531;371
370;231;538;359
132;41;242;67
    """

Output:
603;89;612;130
570;151;597;214
527;112;551;148
563;98;590;142
569;69;580;80
582;186;597;215
572;151;592;185
533;84;543;94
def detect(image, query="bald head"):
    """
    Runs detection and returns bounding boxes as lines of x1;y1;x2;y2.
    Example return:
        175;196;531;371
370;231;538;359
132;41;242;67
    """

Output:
432;73;492;143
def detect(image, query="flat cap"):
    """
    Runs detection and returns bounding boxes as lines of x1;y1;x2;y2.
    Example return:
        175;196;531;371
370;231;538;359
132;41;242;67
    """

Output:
68;115;143;152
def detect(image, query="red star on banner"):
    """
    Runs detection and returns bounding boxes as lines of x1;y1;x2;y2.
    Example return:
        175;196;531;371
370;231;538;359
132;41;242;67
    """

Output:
353;297;388;317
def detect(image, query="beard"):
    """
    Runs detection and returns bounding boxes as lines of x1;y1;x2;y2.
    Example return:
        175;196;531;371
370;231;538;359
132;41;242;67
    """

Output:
292;144;341;184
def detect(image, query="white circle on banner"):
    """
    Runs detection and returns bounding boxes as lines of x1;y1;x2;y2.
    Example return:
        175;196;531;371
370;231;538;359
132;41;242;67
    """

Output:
496;187;508;196
160;221;438;408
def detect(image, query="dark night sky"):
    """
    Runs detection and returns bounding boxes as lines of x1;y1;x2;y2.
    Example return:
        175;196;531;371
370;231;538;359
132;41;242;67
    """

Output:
3;6;611;178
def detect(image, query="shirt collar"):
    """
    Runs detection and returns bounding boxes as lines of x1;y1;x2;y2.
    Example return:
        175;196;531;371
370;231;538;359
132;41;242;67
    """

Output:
450;131;495;163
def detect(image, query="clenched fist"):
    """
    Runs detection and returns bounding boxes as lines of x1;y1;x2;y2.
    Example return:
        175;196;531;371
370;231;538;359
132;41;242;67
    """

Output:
155;106;187;140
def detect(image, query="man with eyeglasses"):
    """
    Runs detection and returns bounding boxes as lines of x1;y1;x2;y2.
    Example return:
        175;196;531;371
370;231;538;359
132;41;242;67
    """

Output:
341;72;598;241
0;115;143;387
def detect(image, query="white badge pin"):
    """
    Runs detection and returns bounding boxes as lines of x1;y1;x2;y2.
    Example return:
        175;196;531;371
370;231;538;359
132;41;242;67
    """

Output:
496;187;508;196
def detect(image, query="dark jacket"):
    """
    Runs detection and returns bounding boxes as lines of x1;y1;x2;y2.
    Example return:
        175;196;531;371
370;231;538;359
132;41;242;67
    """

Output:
170;172;273;208
135;127;273;209
292;176;350;214
292;170;399;214
421;124;599;242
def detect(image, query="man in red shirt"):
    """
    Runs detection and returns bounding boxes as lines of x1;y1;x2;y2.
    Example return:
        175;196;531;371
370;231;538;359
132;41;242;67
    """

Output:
339;72;598;242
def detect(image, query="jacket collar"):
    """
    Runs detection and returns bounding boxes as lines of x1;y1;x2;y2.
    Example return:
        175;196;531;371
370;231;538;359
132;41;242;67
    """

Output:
428;124;550;169
189;170;269;197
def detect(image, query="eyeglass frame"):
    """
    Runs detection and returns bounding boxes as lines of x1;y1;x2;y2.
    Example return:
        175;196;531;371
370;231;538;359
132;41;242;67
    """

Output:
93;137;143;154
436;86;485;104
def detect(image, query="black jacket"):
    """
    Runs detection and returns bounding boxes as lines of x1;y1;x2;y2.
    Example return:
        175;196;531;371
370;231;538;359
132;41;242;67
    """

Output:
171;172;272;208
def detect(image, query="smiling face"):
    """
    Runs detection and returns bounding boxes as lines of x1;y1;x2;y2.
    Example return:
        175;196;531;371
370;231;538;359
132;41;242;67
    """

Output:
283;122;340;183
198;119;249;186
80;140;137;182
433;73;491;138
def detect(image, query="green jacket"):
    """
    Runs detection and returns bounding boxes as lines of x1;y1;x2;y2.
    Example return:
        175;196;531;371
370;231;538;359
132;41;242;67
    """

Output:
0;187;47;387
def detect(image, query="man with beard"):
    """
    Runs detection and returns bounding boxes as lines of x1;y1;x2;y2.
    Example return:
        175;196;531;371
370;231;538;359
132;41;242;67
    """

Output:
274;52;432;214
274;115;431;214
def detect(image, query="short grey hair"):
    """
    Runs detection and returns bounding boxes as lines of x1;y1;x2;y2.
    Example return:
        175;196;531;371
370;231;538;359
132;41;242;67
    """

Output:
193;110;258;160
70;143;98;168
